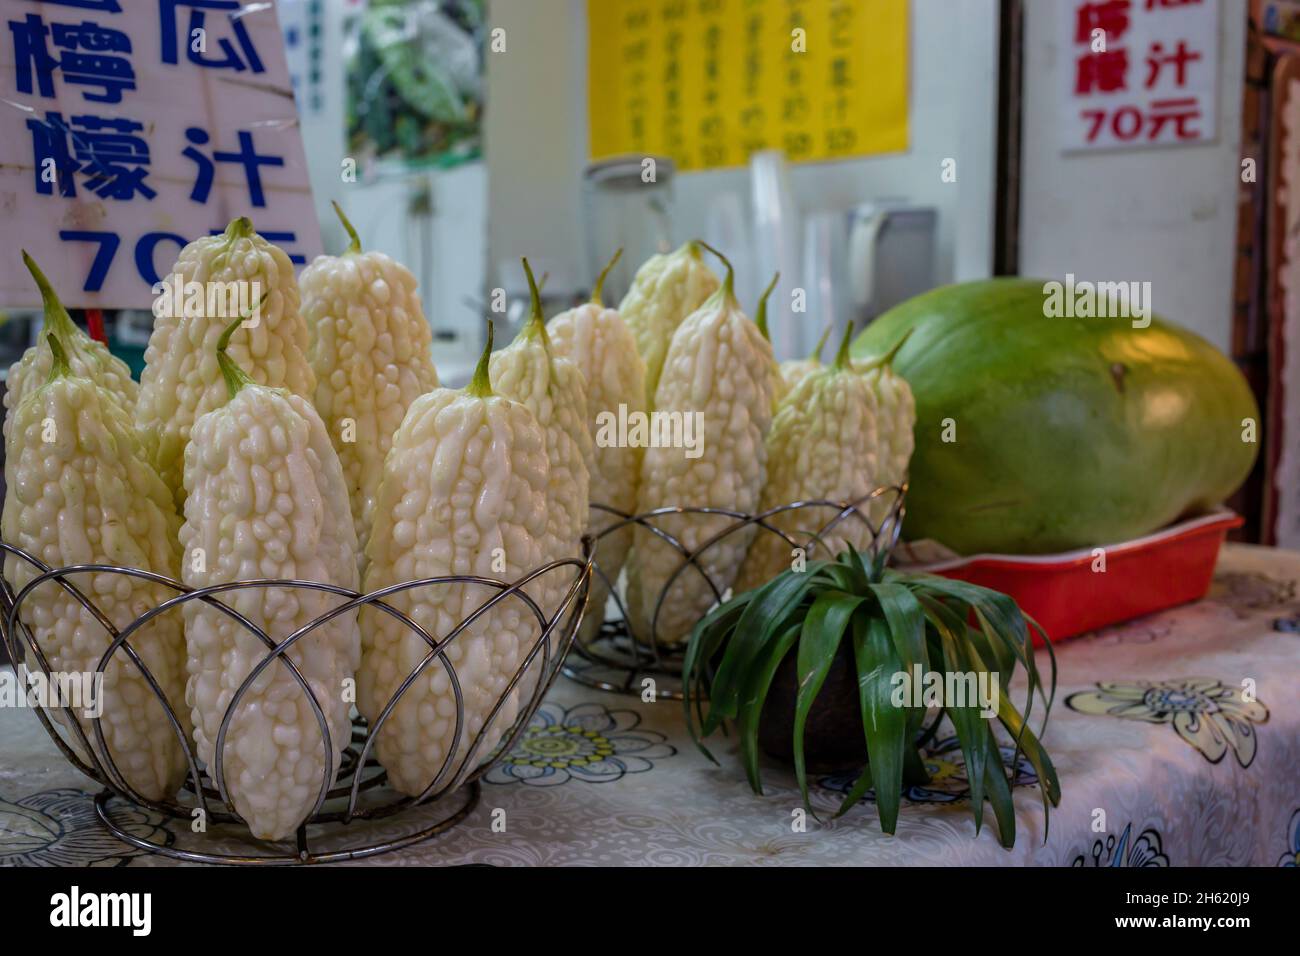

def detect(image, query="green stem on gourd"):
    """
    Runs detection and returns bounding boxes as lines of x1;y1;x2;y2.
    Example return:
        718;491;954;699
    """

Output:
213;216;255;272
832;321;855;371
858;328;915;372
520;257;553;352
695;240;736;309
224;216;255;241
466;320;495;398
215;301;262;401
591;248;623;306
809;323;832;362
754;271;779;342
45;332;71;383
332;201;362;256
22;251;79;343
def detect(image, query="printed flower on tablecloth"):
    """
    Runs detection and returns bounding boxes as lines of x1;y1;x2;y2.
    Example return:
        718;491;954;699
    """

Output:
484;701;675;787
1071;822;1169;867
1065;678;1268;768
818;735;1038;806
0;788;172;867
1279;809;1300;867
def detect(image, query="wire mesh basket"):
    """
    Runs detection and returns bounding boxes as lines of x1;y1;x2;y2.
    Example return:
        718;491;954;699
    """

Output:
563;485;906;698
0;540;591;865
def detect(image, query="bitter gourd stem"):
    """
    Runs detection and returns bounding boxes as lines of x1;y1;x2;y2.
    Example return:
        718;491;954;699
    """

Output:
332;201;362;256
224;216;255;241
213;216;255;272
859;328;915;372
591;248;623;307
695;240;736;308
832;320;854;371
466;320;495;398
754;271;779;342
22;251;79;343
809;323;832;362
215;295;267;400
44;332;70;382
520;257;553;352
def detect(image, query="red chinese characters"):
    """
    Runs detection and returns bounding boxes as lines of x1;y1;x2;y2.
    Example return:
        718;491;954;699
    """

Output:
1064;0;1216;149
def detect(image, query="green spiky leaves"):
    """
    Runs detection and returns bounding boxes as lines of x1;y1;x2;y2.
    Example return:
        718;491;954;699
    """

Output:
683;546;1060;848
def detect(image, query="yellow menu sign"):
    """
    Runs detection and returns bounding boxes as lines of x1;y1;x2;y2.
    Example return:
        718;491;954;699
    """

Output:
587;0;909;171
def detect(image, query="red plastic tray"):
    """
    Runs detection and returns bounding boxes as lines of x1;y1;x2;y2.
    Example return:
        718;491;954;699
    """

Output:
910;510;1242;646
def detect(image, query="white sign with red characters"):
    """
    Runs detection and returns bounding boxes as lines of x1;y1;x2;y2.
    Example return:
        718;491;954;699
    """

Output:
1061;0;1220;152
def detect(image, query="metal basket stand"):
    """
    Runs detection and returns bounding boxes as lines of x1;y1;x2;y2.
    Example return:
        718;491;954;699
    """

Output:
0;540;591;865
562;486;906;699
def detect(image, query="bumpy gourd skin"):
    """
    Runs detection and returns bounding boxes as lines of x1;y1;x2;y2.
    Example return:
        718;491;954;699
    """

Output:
358;382;549;797
776;324;833;398
490;344;591;571
136;219;315;510
180;385;360;841
859;362;916;525
626;273;777;646
779;357;821;394
735;363;882;592
543;291;643;643
4;254;137;444
300;217;439;558
489;263;593;674
619;242;719;409
3;370;188;801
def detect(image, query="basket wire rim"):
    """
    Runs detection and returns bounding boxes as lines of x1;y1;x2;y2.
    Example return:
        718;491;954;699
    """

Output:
0;538;592;863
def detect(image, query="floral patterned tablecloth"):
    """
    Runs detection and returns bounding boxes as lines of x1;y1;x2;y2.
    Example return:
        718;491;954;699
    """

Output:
2;543;1299;867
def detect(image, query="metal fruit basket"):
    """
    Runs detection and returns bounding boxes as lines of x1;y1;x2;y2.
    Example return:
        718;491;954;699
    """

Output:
0;540;591;865
563;485;906;698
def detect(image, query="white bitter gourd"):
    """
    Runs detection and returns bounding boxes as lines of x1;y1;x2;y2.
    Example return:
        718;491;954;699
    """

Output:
136;217;314;510
300;203;440;558
4;253;137;443
546;249;646;642
626;244;777;646
180;318;359;841
3;332;188;801
735;325;884;592
619;241;719;409
358;325;550;796
778;323;833;394
490;259;592;668
858;334;917;526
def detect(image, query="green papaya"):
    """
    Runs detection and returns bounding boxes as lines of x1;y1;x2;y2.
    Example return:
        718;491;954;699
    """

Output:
851;279;1259;555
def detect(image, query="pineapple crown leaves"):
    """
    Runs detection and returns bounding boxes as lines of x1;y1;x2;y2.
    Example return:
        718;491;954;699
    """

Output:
466;319;495;399
682;545;1061;849
332;200;363;256
591;247;623;307
215;293;269;401
22;250;81;346
754;271;780;343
